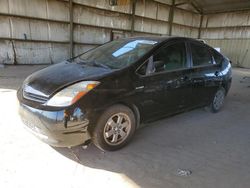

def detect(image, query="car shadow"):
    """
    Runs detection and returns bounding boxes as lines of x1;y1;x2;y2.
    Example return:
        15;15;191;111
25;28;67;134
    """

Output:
52;107;215;188
53;123;171;187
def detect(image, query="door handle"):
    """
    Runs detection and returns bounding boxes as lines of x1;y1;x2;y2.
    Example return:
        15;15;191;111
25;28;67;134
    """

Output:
215;71;219;76
135;86;144;90
135;86;145;92
180;75;189;81
192;78;204;84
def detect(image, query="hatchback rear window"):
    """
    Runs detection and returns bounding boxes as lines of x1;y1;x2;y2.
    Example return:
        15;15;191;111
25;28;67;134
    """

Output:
211;49;224;64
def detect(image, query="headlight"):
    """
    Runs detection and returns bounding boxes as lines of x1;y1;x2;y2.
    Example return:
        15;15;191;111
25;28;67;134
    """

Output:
46;81;100;107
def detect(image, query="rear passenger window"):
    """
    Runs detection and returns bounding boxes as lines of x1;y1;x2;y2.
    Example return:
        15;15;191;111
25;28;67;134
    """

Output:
211;49;224;64
190;42;213;66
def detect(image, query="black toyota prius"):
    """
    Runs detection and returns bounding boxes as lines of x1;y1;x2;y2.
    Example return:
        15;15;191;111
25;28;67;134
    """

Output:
17;37;232;151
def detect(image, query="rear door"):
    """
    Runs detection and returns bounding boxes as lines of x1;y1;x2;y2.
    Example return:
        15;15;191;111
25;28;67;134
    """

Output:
135;41;193;120
188;41;222;107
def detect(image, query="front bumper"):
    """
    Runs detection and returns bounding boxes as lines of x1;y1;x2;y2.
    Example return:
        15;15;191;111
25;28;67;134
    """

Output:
18;103;90;147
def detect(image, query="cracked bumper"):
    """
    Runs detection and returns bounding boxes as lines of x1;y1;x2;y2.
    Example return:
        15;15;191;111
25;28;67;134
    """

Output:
18;103;91;147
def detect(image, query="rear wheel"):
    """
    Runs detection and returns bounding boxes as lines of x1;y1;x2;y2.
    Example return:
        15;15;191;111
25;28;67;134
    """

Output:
93;105;136;151
211;87;226;113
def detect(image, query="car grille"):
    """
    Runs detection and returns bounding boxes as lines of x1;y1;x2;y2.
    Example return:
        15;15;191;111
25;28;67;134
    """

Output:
23;91;49;103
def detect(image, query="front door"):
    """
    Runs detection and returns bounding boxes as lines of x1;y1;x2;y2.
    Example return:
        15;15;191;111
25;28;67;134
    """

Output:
136;42;192;120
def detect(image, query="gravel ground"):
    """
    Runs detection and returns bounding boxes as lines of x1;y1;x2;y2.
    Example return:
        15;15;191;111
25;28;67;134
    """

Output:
0;65;250;188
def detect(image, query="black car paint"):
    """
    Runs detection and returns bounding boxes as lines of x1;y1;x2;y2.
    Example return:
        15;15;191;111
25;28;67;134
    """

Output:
17;37;232;147
23;61;113;98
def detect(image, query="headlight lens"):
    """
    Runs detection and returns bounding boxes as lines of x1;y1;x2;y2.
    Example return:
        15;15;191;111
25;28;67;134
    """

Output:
46;81;100;107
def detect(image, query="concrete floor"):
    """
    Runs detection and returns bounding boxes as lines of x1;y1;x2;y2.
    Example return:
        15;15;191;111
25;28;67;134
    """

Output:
0;65;250;188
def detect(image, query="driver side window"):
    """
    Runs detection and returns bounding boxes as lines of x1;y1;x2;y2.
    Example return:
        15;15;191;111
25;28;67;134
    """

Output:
153;42;187;73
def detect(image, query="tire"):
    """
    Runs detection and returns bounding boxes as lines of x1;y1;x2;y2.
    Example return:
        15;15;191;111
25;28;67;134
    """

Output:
211;87;226;113
92;104;136;151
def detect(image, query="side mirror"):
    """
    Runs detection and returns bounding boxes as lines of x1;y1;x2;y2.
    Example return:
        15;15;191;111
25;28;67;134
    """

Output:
154;60;164;68
154;60;165;71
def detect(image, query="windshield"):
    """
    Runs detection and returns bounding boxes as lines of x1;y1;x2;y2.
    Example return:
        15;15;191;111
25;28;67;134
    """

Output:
75;39;158;69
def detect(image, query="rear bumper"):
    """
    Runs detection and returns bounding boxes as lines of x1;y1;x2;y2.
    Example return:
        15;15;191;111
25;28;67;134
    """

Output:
18;103;91;147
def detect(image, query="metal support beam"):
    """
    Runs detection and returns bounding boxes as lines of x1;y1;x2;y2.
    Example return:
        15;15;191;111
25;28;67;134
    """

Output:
189;0;202;14
69;0;74;58
198;14;203;39
175;1;188;7
168;0;175;36
204;7;250;15
131;0;136;36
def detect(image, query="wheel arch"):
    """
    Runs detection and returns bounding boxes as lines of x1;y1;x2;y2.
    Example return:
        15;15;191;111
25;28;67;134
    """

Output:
221;78;232;96
88;101;141;134
115;101;141;129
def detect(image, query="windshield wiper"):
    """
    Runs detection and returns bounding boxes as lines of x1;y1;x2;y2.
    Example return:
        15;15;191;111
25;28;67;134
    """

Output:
76;59;112;69
92;61;111;69
76;61;87;64
76;59;92;65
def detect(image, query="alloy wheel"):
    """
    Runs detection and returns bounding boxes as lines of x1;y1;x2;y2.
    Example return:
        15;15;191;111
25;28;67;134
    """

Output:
103;113;131;146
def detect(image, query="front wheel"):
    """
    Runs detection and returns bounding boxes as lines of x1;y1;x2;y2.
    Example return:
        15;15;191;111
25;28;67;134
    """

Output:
92;105;136;151
211;87;226;113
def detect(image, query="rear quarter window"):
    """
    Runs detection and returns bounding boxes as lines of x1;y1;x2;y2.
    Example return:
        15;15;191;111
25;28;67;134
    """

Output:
211;49;224;64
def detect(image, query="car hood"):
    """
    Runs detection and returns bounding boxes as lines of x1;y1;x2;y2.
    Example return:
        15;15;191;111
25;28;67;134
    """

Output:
23;61;113;97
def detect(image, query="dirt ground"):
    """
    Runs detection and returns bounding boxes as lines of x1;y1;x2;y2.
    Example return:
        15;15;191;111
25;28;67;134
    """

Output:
0;65;250;188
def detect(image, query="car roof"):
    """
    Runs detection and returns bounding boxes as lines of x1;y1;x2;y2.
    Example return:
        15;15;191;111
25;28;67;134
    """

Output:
121;36;201;44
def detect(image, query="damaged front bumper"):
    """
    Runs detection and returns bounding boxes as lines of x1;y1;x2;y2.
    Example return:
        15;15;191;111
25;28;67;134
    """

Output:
18;103;91;147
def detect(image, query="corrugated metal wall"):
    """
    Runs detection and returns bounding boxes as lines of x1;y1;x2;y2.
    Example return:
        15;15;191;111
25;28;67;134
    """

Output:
0;0;70;64
201;10;250;68
0;0;200;65
0;0;249;68
206;39;250;68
